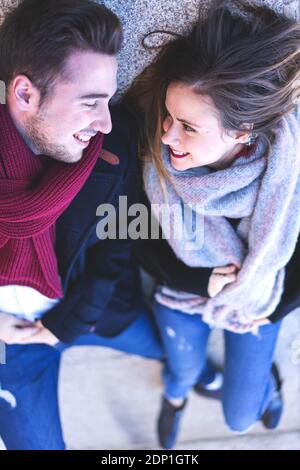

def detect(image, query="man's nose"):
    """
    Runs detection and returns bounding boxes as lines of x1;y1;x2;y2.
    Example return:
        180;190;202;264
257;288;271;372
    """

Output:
91;108;112;134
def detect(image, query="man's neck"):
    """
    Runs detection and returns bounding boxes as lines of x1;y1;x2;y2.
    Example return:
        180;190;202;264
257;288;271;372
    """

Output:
6;103;39;155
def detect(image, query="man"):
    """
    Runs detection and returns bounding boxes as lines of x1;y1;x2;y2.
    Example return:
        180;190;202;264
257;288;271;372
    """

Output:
0;0;163;450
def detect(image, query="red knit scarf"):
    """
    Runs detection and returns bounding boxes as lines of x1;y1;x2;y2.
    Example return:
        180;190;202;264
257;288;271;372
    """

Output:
0;104;103;298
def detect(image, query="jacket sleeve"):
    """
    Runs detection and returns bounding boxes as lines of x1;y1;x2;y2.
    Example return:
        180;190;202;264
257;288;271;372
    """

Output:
41;105;141;343
135;238;212;298
268;235;300;323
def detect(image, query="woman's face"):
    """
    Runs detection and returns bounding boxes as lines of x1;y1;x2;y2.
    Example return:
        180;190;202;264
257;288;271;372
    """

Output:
162;82;248;171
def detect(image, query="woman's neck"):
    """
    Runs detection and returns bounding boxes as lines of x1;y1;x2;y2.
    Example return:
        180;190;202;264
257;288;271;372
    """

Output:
208;143;245;170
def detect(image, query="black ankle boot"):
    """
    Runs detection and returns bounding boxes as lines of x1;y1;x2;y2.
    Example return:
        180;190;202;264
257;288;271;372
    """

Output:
157;397;187;449
261;363;283;430
194;368;223;400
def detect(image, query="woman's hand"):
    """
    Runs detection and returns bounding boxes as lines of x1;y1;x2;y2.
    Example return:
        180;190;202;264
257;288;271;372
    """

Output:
208;264;239;298
253;318;271;328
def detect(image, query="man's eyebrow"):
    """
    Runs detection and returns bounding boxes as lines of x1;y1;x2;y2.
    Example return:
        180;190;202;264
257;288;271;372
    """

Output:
78;93;109;100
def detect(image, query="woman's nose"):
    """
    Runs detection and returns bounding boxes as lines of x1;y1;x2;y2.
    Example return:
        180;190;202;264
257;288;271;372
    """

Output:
162;126;181;146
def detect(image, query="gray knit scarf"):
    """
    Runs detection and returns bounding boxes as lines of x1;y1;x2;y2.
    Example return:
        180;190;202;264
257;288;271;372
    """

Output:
143;115;300;333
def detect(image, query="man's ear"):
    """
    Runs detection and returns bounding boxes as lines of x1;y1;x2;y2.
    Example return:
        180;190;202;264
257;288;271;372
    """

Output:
10;74;40;112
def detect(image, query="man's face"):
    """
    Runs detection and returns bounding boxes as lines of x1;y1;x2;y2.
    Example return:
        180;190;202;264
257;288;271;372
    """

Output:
22;50;118;163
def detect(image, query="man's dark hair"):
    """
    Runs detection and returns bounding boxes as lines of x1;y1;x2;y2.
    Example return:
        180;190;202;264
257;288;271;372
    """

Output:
0;0;122;101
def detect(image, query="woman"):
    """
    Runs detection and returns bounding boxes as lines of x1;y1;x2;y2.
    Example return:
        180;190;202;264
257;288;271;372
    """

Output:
127;1;300;449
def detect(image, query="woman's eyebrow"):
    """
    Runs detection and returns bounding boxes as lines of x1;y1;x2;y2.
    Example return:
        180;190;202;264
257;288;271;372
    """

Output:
165;103;201;129
177;117;201;128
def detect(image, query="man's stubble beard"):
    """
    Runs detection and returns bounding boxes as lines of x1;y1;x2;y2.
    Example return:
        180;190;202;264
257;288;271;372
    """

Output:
23;109;82;164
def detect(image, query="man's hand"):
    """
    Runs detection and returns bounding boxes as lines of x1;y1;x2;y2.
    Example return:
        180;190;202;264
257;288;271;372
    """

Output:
0;312;39;344
21;320;59;346
208;264;239;298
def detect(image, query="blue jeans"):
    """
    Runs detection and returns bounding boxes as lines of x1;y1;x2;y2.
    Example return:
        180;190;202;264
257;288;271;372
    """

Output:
0;306;164;450
154;301;282;433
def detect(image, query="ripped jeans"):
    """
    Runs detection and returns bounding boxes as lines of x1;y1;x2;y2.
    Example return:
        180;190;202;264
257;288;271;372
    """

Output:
154;301;282;432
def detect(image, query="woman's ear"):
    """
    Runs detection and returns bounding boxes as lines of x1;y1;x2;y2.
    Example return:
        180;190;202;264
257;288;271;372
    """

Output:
235;123;254;144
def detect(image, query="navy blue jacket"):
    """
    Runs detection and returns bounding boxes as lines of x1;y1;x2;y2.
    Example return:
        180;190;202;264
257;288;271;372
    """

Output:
42;105;142;343
269;234;300;323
